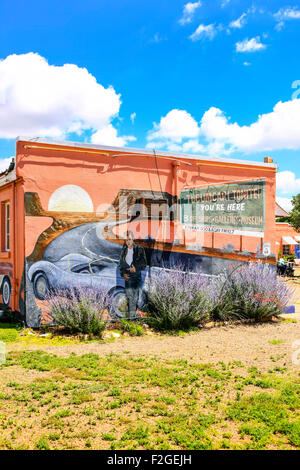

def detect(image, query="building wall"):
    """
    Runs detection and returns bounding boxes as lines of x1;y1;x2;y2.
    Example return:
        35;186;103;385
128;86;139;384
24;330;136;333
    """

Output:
0;178;25;312
14;139;277;326
275;222;299;258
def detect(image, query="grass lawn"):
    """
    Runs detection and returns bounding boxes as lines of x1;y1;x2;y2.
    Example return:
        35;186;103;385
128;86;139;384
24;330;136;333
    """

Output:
0;342;299;450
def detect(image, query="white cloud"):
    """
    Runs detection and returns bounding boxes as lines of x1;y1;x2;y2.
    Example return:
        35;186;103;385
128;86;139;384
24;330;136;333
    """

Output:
179;2;202;25
274;7;300;21
277;171;300;195
150;33;166;43
243;61;251;66
229;13;247;29
276;197;293;213
146;110;232;156
236;36;266;52
275;22;285;31
147;97;300;156
0;52;133;146
200;99;300;153
190;23;218;41
274;7;300;31
147;109;199;145
183;139;230;156
0;157;13;173
130;112;136;124
91;124;136;147
147;137;230;157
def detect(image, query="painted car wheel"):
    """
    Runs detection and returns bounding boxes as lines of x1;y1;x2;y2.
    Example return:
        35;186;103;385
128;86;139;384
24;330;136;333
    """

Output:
110;287;128;319
2;277;11;307
33;272;50;300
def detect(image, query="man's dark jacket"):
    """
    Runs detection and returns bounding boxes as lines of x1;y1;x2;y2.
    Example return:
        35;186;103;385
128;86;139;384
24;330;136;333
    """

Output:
118;243;147;286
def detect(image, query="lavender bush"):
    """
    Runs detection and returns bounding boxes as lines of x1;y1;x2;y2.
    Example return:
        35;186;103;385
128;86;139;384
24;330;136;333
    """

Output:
46;287;109;336
45;263;292;335
209;262;293;322
145;267;212;330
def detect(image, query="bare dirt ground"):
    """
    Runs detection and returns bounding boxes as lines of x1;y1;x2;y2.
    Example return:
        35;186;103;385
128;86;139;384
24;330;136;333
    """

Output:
6;280;300;374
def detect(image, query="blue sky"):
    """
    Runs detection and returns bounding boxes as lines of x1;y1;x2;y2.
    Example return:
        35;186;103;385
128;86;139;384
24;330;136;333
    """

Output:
0;0;300;209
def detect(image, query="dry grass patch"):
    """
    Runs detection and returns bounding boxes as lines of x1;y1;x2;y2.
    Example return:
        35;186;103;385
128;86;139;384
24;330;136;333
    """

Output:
0;350;299;450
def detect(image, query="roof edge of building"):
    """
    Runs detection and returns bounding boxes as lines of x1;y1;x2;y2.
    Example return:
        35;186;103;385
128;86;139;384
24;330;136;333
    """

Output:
0;168;17;188
16;136;278;169
275;201;290;217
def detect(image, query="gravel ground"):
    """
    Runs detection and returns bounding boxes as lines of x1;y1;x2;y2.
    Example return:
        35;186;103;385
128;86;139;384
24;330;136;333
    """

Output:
7;319;300;373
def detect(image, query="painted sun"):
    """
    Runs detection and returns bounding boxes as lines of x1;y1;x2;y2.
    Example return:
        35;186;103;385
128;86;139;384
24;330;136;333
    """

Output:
48;184;94;212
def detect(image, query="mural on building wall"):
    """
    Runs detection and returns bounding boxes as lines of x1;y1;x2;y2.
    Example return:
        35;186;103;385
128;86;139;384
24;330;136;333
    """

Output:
23;180;269;326
24;186;179;324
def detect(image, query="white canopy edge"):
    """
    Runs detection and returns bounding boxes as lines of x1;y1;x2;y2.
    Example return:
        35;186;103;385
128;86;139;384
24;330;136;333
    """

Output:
282;236;297;245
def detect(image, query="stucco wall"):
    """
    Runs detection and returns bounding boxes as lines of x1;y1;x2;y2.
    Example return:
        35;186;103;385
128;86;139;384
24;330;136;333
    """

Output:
13;139;277;326
275;222;299;258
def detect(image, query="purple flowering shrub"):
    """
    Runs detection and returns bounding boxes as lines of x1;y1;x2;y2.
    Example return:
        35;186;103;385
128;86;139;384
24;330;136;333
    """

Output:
210;262;293;321
145;262;293;330
46;287;109;336
45;263;293;334
145;267;212;330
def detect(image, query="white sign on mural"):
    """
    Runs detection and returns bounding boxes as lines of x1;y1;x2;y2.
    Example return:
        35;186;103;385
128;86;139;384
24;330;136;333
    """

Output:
180;180;266;238
262;242;271;257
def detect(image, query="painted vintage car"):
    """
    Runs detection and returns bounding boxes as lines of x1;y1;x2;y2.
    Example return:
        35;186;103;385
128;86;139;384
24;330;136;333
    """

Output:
27;215;220;320
27;252;152;318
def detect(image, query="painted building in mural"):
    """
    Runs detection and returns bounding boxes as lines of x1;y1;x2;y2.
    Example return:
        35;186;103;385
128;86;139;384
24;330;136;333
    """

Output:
0;137;278;327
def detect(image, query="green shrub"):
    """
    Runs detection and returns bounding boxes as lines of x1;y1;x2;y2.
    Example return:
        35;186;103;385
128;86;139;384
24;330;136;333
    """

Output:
120;319;144;336
35;437;50;450
283;253;296;261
